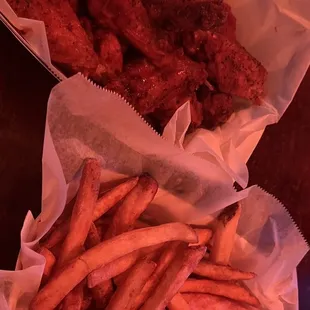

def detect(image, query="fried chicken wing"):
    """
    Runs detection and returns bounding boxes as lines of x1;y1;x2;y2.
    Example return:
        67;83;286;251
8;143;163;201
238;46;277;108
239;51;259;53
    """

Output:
106;57;206;115
94;30;123;76
215;3;237;41
198;86;234;129
143;0;228;32
7;0;108;82
204;32;267;102
89;0;171;67
79;16;94;43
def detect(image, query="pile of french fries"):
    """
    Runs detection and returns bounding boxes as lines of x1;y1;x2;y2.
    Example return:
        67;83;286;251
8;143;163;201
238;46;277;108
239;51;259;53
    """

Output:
30;158;260;310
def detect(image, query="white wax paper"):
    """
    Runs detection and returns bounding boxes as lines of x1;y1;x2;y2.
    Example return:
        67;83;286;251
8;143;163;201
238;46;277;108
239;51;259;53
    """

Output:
0;75;308;310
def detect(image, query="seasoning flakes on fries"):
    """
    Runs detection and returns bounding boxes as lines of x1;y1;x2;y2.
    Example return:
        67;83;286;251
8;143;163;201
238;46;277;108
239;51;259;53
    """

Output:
30;159;261;310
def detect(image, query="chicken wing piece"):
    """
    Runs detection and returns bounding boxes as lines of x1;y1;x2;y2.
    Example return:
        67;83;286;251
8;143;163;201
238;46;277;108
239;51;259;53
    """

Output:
182;3;236;61
8;0;108;83
106;57;206;115
94;30;123;76
215;3;237;41
197;86;234;129
203;32;267;102
143;0;228;31
89;0;171;67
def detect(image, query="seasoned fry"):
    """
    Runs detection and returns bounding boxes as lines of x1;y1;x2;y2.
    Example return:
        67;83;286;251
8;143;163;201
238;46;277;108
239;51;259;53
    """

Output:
167;293;190;310
106;259;157;310
85;222;101;250
210;203;241;265
42;221;69;249
190;228;213;246
61;282;84;310
43;177;138;249
93;176;139;221
92;280;114;309
183;293;258;309
194;260;256;281
104;174;158;239
57;159;101;268
88;243;162;288
141;246;206;310
30;223;198;310
129;241;181;309
180;279;260;307
37;247;55;285
85;222;115;307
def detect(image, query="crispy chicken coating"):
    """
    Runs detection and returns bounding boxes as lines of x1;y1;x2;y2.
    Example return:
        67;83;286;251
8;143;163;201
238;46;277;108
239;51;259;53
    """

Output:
8;0;109;82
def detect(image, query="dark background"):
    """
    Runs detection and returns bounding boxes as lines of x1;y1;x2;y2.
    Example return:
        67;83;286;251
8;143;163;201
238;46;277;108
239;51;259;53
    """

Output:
0;21;309;308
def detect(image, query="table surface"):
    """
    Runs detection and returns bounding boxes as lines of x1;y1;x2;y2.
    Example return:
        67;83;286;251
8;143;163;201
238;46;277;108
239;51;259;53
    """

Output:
0;20;309;308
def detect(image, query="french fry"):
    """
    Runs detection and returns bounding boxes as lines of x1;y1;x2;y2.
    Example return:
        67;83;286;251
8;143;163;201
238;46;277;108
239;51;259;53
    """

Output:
210;203;241;265
93;176;139;221
58;160;101;309
88;243;162;288
61;282;84;310
85;222;101;250
57;159;101;268
37;247;56;285
85;222;114;307
141;246;206;310
182;293;258;309
129;241;181;309
104;174;158;239
92;280;114;309
30;223;198;310
42;176;138;249
194;260;256;281
180;279;260;307
106;259;157;310
167;293;191;310
42;221;70;249
190;228;213;246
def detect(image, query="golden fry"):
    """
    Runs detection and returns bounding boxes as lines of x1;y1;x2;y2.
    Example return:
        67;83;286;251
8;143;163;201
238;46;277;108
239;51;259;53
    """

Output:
61;282;84;310
41;221;69;250
37;247;55;285
210;203;241;265
43;177;138;249
190;228;213;246
92;280;114;309
194;260;256;281
30;223;197;310
85;222;101;250
167;293;190;310
129;241;181;309
106;259;157;310
180;279;260;307
88;243;162;288
183;293;258;309
85;223;115;307
141;246;206;310
93;176;139;221
57;159;101;268
104;174;158;239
